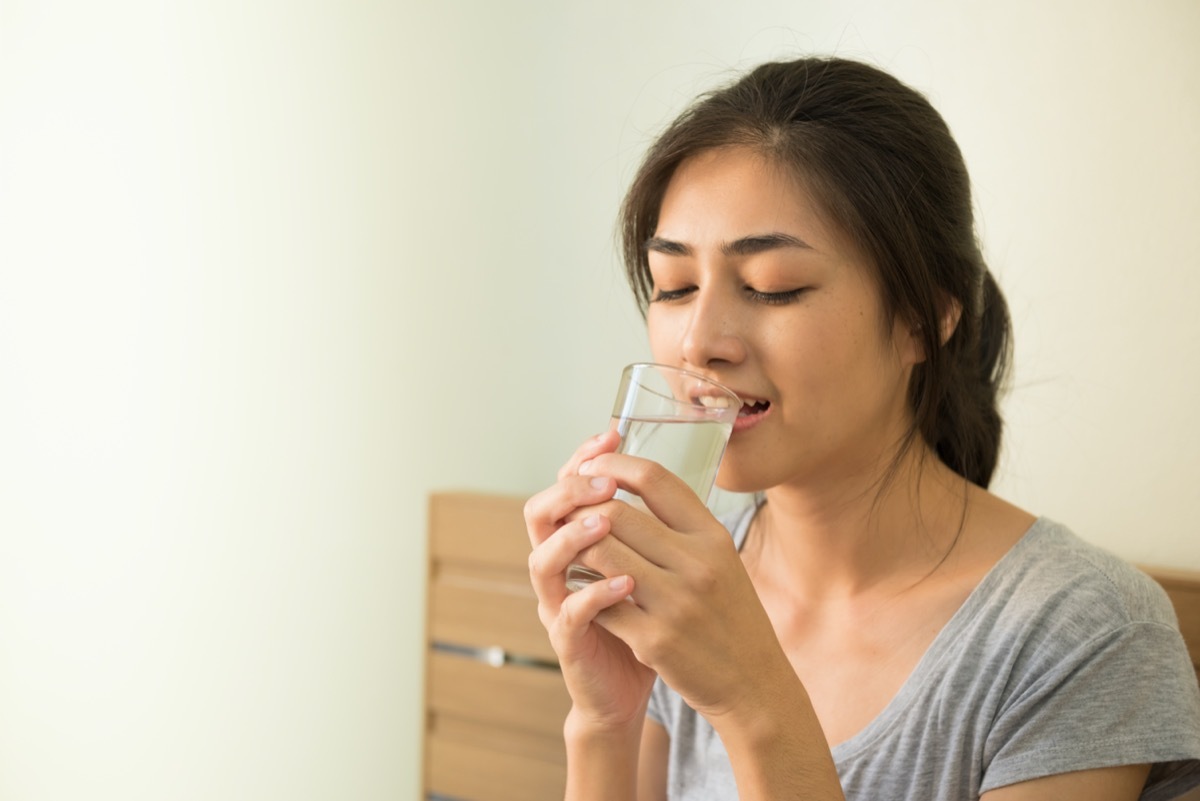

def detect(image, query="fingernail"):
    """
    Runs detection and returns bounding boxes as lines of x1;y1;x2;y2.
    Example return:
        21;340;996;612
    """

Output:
582;513;601;530
608;576;629;592
589;476;608;490
579;459;595;475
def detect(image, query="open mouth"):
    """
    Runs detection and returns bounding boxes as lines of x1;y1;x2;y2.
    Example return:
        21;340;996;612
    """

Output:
739;399;770;417
731;397;770;432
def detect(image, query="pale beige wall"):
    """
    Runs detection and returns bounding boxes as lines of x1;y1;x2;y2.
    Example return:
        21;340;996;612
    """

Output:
1;1;1196;799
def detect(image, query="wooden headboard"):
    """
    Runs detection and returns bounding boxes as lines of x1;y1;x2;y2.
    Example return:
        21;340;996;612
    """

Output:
1139;565;1200;685
423;492;569;801
420;492;1200;800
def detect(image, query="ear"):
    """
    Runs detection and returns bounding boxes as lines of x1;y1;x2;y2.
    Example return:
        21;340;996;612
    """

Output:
938;296;963;346
894;314;927;367
896;296;963;366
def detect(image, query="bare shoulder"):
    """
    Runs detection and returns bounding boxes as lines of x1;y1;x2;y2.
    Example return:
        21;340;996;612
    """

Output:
957;484;1038;572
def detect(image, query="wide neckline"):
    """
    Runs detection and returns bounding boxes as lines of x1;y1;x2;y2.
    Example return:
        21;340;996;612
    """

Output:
725;502;1049;759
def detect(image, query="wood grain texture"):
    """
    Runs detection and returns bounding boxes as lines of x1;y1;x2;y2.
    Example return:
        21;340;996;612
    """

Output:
424;492;568;800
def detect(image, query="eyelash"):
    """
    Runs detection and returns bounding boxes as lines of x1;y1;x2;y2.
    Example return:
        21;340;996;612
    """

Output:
747;288;807;305
650;286;808;305
650;287;694;303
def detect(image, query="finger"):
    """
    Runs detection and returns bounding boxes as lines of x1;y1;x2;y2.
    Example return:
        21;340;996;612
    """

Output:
524;473;617;548
580;452;714;533
555;429;621;482
528;512;612;608
550;574;637;657
567;497;675;574
592;578;652;653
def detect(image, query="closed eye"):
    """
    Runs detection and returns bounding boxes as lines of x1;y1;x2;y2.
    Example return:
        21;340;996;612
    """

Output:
746;287;809;305
650;286;696;303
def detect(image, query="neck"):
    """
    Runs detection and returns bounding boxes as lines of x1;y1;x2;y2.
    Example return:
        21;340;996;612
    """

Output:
743;444;972;603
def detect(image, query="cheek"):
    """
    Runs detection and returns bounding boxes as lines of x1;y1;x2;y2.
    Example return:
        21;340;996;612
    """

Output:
645;307;681;361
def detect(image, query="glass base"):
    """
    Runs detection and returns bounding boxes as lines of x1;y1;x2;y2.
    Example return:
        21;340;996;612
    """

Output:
565;564;606;593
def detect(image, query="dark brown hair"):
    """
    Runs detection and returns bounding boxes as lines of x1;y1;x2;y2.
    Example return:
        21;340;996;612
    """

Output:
620;57;1011;488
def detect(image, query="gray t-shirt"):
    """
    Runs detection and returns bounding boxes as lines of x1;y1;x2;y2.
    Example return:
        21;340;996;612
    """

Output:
646;510;1200;800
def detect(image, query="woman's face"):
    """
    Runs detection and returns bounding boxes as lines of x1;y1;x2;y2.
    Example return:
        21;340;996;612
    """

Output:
645;147;922;494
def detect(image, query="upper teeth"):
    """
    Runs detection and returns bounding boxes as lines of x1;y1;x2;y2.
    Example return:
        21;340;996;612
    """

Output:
698;395;735;409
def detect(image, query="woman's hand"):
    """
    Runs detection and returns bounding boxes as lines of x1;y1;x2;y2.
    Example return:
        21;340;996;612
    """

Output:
524;431;658;732
574;450;796;727
527;435;834;799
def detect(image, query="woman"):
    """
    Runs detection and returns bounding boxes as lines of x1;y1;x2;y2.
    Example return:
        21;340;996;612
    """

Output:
524;57;1200;800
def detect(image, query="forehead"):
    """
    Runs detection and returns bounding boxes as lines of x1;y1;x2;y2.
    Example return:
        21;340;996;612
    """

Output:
655;147;846;252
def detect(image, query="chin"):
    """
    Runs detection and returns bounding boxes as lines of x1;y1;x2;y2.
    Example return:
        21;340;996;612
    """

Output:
715;463;773;495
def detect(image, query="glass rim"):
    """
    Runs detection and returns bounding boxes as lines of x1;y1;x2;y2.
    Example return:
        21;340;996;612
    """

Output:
622;362;741;405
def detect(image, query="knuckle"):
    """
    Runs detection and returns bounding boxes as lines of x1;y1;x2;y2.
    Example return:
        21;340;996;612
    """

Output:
690;563;720;594
693;578;718;605
633;458;669;489
524;492;556;530
592;501;621;530
577;536;613;570
522;495;538;523
556;596;581;631
536;602;556;632
636;629;671;666
571;472;601;498
574;542;600;571
672;564;718;607
661;575;703;625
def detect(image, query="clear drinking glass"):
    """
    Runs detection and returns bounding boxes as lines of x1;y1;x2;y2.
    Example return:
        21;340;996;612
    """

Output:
564;363;740;592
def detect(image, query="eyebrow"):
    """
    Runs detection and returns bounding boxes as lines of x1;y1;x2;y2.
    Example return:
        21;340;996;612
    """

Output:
644;232;812;257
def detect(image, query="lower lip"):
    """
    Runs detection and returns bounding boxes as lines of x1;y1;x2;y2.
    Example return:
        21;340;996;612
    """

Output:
731;404;770;434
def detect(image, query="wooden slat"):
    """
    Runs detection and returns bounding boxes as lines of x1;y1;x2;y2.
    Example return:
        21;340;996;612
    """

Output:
1142;565;1200;681
426;728;566;801
426;649;571;739
430;712;566;766
429;492;530;570
428;565;555;662
425;492;572;800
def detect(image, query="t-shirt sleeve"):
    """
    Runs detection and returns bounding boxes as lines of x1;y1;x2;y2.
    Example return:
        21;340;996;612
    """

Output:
980;618;1200;799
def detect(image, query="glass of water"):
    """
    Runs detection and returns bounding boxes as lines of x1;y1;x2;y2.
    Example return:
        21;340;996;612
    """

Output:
565;363;740;591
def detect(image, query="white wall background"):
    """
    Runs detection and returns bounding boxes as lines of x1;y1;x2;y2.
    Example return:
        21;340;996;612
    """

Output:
1;1;1197;799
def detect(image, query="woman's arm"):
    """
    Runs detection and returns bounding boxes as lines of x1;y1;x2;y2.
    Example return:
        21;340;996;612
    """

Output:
703;654;845;801
563;706;669;801
638;719;669;801
524;432;659;801
980;764;1150;801
577;452;846;800
563;710;645;801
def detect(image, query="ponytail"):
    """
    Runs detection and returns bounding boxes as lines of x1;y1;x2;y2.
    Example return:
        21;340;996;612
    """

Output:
926;270;1012;488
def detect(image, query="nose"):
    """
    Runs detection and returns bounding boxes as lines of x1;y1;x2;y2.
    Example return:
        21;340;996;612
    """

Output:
681;288;746;369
